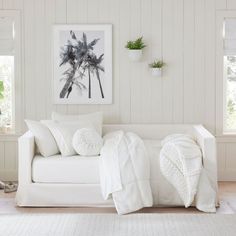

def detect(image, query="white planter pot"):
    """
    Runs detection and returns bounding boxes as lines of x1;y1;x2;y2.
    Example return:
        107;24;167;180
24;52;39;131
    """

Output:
151;68;162;77
128;49;142;61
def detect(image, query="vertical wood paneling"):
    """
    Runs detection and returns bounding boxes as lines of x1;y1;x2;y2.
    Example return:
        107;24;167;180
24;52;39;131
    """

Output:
227;0;236;9
0;142;4;169
150;0;162;123
96;0;113;123
205;0;216;133
55;0;66;23
140;0;152;123
194;0;205;123
172;0;184;123
12;0;24;10
217;143;226;171
106;0;120;123
162;0;174;123
87;0;99;23
4;142;17;170
15;141;18;171
2;0;236;180
13;0;24;132
0;140;18;181
183;0;195;123
119;0;131;123
75;0;87;23
67;0;79;24
98;0;110;24
226;143;236;169
24;0;36;120
35;0;46;120
130;0;142;123
45;0;55;118
2;0;14;9
216;0;227;9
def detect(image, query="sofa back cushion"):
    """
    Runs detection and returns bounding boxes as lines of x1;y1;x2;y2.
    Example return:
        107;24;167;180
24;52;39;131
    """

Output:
51;111;103;135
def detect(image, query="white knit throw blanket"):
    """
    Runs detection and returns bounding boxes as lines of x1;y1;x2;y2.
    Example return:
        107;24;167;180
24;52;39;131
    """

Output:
160;134;202;207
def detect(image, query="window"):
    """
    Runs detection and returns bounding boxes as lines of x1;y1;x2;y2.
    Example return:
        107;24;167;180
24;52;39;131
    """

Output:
0;11;20;133
216;11;236;135
225;55;236;130
223;18;236;132
0;56;14;130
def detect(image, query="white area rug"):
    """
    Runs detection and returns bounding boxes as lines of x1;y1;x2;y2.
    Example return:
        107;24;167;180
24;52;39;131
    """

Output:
0;213;235;236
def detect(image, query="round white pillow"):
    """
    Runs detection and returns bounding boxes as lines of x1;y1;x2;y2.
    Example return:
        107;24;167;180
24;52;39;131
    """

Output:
72;128;103;156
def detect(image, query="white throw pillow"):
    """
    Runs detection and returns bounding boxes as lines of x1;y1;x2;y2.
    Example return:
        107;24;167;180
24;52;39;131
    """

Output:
72;128;103;156
161;134;195;147
25;120;59;157
42;120;93;156
51;111;103;135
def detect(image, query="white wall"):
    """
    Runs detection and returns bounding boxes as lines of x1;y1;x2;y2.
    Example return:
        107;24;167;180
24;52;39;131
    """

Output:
0;0;235;180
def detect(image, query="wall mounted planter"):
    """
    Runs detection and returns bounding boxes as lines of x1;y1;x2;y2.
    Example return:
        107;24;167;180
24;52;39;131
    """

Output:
128;49;143;62
151;68;162;77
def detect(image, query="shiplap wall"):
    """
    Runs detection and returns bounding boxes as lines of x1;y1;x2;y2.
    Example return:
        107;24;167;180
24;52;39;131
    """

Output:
0;0;236;180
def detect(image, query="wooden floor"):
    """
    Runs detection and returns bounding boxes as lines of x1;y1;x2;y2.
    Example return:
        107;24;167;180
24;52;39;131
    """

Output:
0;182;235;214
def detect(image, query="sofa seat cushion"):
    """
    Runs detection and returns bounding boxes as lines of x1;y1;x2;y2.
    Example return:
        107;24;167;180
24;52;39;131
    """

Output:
32;155;100;184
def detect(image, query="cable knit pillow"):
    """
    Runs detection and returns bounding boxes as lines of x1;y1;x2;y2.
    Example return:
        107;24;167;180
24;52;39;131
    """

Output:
72;128;103;156
161;134;195;147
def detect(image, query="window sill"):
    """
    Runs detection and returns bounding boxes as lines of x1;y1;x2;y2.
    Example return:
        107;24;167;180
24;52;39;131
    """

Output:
0;130;20;141
216;134;236;143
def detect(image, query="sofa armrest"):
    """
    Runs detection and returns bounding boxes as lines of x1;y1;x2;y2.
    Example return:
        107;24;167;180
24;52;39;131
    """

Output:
18;131;35;185
193;125;218;194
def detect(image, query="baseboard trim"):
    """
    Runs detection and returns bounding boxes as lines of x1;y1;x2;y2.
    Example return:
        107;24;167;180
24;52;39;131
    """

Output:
0;170;18;181
218;170;236;181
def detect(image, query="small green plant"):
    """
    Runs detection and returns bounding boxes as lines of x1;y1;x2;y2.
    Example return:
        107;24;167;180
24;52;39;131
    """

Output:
125;37;146;50
0;81;4;99
149;60;165;69
228;99;236;115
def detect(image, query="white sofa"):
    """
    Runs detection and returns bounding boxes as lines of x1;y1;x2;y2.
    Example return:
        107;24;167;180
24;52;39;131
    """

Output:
16;124;218;208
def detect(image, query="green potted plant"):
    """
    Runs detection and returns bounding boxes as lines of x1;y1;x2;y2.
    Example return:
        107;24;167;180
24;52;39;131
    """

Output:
125;37;146;61
0;81;4;100
149;60;165;77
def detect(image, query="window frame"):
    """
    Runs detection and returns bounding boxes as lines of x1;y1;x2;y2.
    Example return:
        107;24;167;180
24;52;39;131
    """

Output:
216;11;236;136
0;10;21;134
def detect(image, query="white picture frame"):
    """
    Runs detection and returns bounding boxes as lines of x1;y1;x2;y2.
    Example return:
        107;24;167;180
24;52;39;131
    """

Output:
53;24;112;104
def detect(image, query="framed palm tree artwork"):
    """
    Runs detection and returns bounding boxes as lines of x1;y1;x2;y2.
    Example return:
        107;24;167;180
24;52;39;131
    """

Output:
53;24;112;104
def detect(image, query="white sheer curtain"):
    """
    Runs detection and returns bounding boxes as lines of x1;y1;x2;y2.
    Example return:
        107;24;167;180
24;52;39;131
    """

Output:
224;18;236;55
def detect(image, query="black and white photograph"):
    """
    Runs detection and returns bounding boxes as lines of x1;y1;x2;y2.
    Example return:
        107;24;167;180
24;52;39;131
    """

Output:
53;24;112;104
